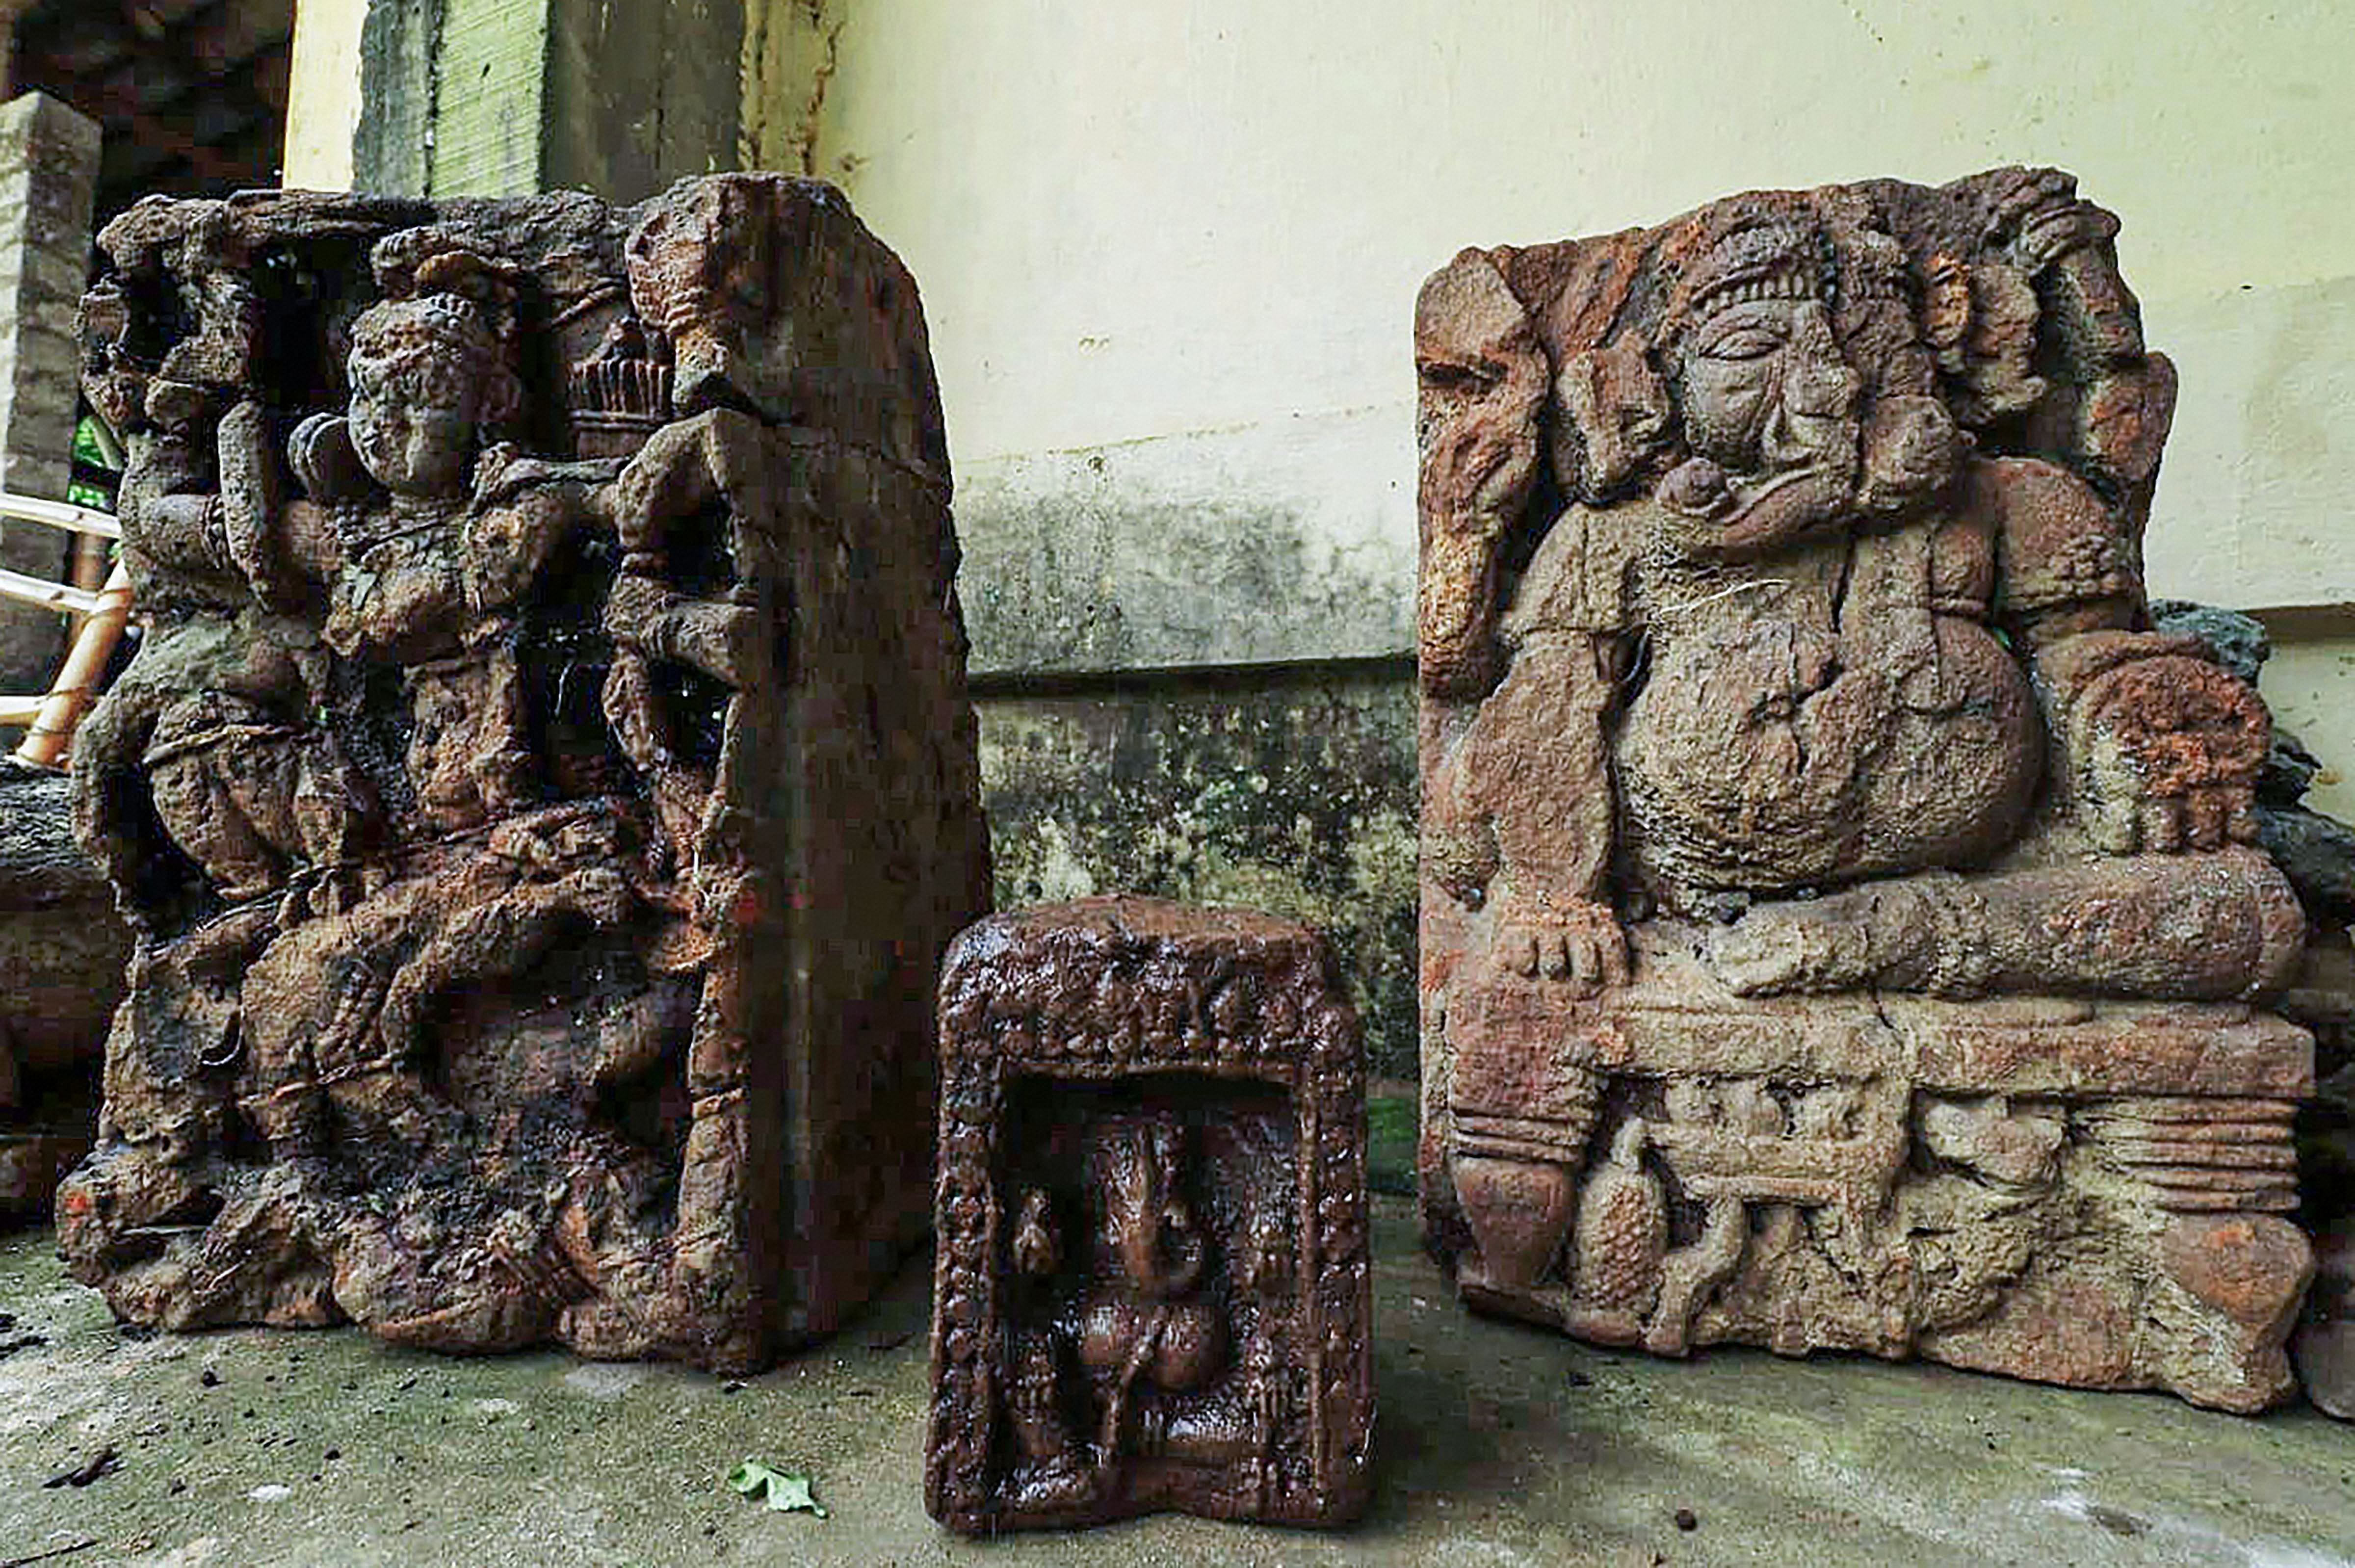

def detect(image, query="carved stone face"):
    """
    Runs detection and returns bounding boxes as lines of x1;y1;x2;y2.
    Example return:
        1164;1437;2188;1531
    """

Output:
347;347;482;498
345;295;517;499
130;375;224;494
1674;294;1861;481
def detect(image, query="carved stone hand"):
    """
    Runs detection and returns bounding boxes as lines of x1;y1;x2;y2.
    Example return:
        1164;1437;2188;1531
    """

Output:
2065;651;2268;855
1490;894;1630;997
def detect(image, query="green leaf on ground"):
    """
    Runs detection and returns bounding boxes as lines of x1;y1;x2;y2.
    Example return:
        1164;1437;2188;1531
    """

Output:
726;1458;827;1517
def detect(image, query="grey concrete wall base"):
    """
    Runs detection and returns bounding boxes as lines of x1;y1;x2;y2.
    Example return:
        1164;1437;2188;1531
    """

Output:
977;659;1419;1076
0;90;98;694
959;402;1416;677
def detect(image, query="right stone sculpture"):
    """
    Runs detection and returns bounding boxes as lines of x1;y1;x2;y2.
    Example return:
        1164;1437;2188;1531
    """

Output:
1416;168;2314;1412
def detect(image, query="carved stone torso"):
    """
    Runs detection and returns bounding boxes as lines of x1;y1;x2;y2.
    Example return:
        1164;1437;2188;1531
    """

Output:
1583;484;2038;901
324;518;467;661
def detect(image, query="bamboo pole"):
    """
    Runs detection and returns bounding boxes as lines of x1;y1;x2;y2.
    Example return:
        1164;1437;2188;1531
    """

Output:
65;532;107;633
0;563;99;616
12;562;130;769
0;491;119;539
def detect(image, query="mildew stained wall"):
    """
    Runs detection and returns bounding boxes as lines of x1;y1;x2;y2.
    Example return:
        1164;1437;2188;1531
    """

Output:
978;666;1420;1076
788;0;2355;1071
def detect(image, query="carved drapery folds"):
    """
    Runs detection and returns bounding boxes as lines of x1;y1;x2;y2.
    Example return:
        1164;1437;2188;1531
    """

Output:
1416;169;2314;1411
56;177;990;1371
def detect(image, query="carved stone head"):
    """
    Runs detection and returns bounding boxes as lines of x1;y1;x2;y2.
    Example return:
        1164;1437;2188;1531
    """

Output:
624;174;786;420
1665;216;1861;481
343;238;523;498
1540;191;1968;540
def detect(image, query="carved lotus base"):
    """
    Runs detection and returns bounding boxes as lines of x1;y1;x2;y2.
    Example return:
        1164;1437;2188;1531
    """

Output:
1423;926;2316;1413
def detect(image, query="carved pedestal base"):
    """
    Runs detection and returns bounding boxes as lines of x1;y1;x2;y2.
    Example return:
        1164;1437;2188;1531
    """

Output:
928;897;1372;1533
1424;929;2315;1412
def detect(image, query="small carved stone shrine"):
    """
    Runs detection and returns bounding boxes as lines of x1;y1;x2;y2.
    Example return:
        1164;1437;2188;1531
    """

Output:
1415;168;2315;1411
54;175;991;1371
928;897;1372;1531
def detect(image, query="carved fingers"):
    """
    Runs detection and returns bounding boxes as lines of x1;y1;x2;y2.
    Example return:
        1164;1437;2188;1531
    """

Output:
2069;653;2269;857
2123;785;2261;855
1492;898;1629;998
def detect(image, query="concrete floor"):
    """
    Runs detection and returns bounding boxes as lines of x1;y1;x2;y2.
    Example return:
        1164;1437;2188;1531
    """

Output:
0;1202;2349;1568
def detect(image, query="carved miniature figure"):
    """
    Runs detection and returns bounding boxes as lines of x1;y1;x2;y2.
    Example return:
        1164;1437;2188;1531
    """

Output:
928;897;1371;1532
54;176;990;1370
1417;169;2314;1411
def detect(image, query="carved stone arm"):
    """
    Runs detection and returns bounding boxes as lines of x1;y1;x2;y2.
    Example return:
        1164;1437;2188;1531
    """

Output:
602;575;765;689
1415;250;1546;700
463;464;604;615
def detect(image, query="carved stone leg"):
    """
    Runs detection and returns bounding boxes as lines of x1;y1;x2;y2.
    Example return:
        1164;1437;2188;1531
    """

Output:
1642;1196;1747;1358
1715;849;2305;1002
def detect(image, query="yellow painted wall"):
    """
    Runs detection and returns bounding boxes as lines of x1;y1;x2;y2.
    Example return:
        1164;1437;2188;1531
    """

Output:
282;0;365;190
791;0;2355;760
810;2;2348;458
2264;635;2355;823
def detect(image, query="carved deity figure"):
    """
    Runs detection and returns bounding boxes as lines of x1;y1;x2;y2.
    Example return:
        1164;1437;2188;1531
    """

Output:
929;898;1371;1532
55;178;989;1372
1417;170;2315;1411
286;237;606;834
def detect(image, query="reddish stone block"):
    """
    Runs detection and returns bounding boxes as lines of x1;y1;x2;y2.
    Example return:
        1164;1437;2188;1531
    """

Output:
1415;168;2315;1411
928;896;1371;1532
55;176;989;1371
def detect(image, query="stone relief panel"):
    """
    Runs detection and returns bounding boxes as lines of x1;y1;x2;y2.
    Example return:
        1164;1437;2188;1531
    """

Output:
55;176;990;1371
929;897;1371;1531
1415;168;2313;1411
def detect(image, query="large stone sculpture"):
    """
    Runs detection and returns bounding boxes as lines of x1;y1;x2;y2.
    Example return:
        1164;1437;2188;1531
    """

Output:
55;176;991;1371
1415;169;2314;1411
928;897;1372;1531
